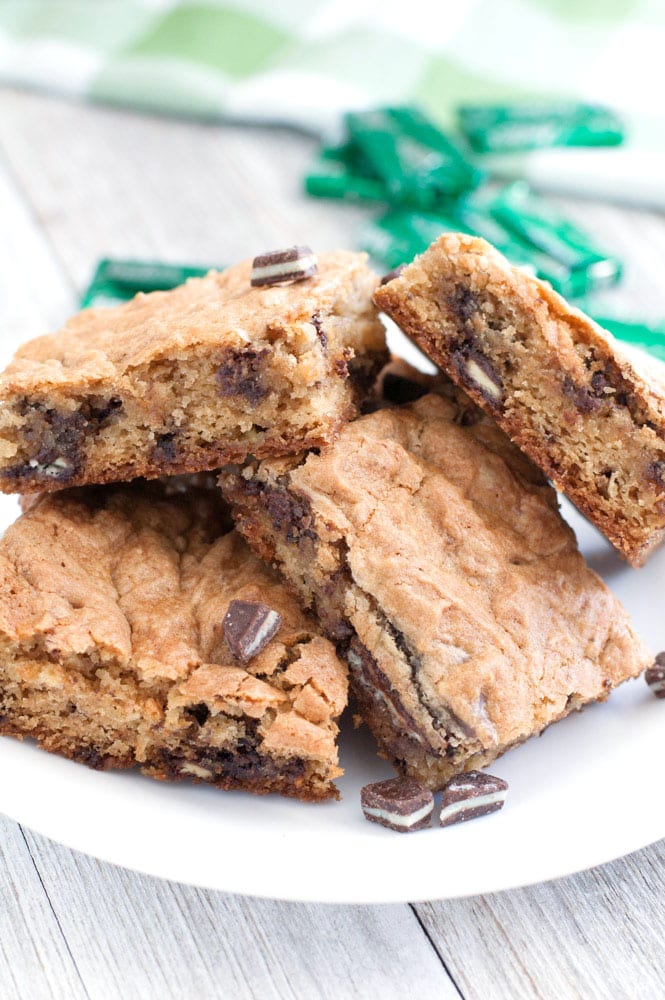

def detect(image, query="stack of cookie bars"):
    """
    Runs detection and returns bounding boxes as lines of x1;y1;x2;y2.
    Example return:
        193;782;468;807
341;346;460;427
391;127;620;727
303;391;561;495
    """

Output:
0;240;657;812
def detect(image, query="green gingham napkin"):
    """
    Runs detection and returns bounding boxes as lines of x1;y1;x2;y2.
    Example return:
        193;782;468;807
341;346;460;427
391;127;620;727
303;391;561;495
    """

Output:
1;0;665;205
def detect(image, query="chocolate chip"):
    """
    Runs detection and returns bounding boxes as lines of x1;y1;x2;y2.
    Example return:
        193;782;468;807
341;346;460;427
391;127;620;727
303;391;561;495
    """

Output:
333;347;353;379
311;311;327;351
223;599;282;663
564;359;633;418
645;652;665;698
186;703;210;726
562;376;603;415
83;396;123;425
216;348;269;405
382;373;429;405
439;770;508;827
448;285;479;323
251;246;317;287
152;432;178;464
380;264;406;285
590;370;611;395
361;776;433;833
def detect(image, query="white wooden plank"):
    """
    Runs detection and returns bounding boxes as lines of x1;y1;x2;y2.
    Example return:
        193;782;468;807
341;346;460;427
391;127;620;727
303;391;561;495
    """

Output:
0;145;75;363
0;815;88;1000
22;828;458;1000
0;88;370;289
415;839;665;1000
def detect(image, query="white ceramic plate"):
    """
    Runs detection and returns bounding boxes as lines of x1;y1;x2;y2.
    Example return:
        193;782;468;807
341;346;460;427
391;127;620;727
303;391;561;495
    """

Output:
0;331;662;904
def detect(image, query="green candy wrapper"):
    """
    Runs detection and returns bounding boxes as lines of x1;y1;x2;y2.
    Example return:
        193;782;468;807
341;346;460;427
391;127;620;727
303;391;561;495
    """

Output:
345;106;483;207
457;102;624;153
305;157;388;203
489;183;622;294
81;259;216;308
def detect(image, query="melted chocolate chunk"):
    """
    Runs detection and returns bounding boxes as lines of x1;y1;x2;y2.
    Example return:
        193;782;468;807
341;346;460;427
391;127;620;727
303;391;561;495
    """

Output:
324;616;355;648
71;744;112;771
564;359;633;417
5;395;124;485
382;616;477;741
360;398;383;415
5;404;86;484
459;406;482;427
150;741;308;787
346;635;434;748
83;396;123;425
264;487;317;544
216;348;269;405
590;370;611;395
449;341;504;411
448;285;479;323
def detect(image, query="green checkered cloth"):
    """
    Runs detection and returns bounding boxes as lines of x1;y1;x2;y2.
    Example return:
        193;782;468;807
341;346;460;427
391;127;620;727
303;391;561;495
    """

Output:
1;0;664;205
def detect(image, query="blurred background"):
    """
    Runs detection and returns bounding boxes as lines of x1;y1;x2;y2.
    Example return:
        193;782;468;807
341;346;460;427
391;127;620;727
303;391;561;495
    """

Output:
1;0;665;355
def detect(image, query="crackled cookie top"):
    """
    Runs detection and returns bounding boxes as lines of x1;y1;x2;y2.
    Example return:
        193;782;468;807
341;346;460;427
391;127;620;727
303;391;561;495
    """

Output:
223;391;651;786
0;481;347;798
0;251;387;494
4;252;378;389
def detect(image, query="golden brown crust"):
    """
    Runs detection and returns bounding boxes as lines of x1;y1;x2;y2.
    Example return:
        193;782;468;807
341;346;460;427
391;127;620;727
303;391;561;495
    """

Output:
374;233;665;566
0;252;387;494
0;480;347;800
222;393;651;789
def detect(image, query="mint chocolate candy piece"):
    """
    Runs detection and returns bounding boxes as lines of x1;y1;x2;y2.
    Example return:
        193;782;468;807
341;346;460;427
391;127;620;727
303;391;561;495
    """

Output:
645;653;665;699
223;600;282;663
439;771;508;827
361;776;433;833
251;246;318;288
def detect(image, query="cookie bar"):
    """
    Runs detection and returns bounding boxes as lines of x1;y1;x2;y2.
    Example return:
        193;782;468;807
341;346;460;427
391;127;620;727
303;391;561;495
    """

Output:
374;233;665;566
221;394;651;789
0;480;347;800
0;251;387;494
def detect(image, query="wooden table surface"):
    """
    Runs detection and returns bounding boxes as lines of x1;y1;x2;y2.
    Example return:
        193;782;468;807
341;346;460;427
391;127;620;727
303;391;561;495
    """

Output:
0;89;663;1000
